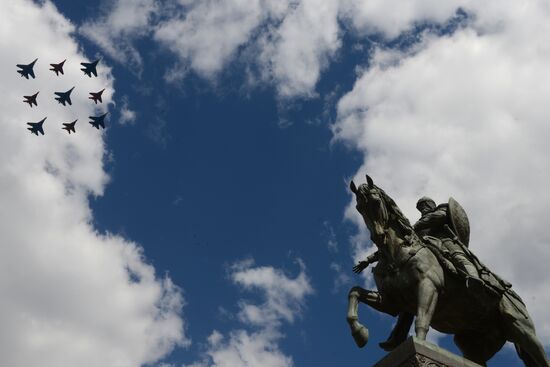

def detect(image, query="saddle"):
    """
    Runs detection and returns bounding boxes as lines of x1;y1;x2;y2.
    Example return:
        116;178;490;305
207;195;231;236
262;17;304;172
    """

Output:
420;236;513;299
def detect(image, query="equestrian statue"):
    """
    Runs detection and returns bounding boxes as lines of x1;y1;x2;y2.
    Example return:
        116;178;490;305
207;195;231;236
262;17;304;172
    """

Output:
346;175;550;366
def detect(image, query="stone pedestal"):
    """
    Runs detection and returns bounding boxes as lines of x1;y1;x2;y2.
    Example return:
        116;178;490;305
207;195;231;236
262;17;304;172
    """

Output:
374;337;481;367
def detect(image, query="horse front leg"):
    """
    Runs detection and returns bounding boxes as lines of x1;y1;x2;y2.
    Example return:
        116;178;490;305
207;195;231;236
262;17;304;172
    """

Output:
347;286;397;348
415;280;439;340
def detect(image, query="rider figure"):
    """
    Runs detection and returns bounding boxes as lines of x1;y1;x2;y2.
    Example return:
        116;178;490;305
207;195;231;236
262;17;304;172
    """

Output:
354;197;482;283
353;196;484;351
414;197;482;284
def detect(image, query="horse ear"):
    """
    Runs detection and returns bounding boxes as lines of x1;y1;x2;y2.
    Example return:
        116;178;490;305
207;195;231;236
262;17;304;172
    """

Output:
350;181;357;194
366;174;374;188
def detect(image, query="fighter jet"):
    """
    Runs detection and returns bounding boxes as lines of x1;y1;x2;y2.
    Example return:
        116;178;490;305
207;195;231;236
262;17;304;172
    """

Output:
16;58;38;79
89;89;105;104
23;91;39;107
54;87;75;106
89;113;107;129
50;59;66;76
62;119;77;134
27;117;46;136
80;59;99;77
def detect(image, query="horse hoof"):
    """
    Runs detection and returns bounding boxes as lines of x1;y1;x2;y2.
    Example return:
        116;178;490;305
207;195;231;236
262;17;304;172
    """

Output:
352;325;369;348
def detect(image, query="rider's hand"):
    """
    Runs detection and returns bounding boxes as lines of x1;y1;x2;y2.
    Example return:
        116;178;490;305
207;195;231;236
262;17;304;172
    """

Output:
353;261;369;274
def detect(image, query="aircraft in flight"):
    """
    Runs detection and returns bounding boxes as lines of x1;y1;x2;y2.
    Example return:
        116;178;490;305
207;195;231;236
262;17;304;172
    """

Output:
23;91;39;107
62;119;77;134
16;58;38;79
54;87;75;106
80;59;99;77
27;117;46;136
89;113;107;129
89;89;105;104
50;59;66;76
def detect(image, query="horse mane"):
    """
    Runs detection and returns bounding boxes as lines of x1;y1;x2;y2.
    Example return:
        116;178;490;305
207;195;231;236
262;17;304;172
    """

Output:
374;185;414;231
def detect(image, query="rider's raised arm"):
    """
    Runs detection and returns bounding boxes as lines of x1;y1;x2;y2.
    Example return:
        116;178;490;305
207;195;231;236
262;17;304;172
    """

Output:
365;251;380;264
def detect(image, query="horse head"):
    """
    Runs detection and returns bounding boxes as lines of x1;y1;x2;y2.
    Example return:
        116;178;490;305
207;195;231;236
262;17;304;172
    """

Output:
350;175;389;239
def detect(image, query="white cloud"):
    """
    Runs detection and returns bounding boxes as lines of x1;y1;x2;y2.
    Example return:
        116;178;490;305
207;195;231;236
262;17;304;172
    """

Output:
82;0;473;99
256;0;341;98
339;0;468;39
204;329;292;367
79;0;483;100
154;0;283;79
334;0;550;345
119;95;137;125
231;259;313;327
0;1;187;366
188;259;313;367
80;0;158;73
329;262;352;292
82;0;339;98
322;220;338;252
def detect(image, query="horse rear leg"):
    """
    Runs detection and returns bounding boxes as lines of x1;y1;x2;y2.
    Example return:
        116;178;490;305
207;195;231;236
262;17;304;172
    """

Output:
506;317;550;367
415;280;438;340
515;343;541;367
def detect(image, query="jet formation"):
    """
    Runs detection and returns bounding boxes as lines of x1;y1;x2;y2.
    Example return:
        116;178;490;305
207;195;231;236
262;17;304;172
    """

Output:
62;120;77;134
54;87;75;106
23;91;39;107
17;58;38;79
89;113;108;129
49;59;66;76
27;117;46;136
80;59;99;77
17;58;109;136
89;89;105;104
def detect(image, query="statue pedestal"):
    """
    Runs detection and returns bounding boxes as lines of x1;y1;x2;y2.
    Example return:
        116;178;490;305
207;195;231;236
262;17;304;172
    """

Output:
374;337;481;367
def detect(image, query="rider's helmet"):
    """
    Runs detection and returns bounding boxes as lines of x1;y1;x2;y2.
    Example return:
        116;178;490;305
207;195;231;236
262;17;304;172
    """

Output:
416;197;436;212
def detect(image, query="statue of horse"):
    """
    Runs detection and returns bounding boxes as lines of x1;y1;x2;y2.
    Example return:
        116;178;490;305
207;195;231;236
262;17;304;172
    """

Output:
346;175;550;366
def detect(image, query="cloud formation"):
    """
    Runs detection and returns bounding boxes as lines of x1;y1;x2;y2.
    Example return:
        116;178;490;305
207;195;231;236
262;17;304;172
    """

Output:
334;0;550;345
82;0;340;97
80;0;158;73
186;259;313;367
83;0;465;98
0;1;187;366
119;95;137;125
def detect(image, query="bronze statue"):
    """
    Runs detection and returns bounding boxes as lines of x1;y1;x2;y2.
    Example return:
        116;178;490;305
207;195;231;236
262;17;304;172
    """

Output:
346;175;550;366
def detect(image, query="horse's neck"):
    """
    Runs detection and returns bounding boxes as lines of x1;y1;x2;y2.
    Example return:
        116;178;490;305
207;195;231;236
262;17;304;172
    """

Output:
370;220;417;264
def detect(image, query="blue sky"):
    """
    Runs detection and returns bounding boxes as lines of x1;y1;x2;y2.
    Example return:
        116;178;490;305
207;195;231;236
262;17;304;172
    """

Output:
2;1;550;366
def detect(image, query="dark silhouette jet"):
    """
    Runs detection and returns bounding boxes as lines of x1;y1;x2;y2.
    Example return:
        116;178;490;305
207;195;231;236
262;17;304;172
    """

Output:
62;119;77;134
89;113;107;129
23;91;39;107
50;59;66;76
17;58;38;79
27;117;46;136
54;87;75;106
80;59;99;77
89;89;105;104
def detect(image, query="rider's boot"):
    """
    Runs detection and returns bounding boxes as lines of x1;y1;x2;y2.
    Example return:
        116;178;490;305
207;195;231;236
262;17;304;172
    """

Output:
458;257;500;298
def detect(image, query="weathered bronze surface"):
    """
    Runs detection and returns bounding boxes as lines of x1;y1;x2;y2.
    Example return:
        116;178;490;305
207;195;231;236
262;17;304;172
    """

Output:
346;175;550;366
